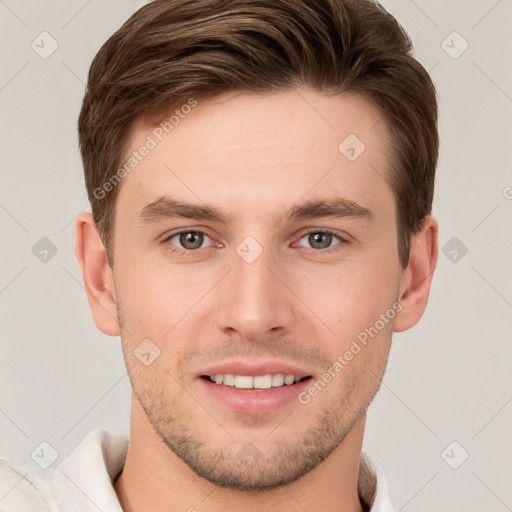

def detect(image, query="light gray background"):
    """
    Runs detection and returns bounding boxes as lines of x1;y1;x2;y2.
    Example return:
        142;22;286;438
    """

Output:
1;0;511;510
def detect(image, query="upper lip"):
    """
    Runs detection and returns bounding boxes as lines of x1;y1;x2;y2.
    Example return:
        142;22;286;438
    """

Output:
198;359;312;379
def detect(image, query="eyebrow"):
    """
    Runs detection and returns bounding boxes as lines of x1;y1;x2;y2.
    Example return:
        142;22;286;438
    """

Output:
137;196;373;226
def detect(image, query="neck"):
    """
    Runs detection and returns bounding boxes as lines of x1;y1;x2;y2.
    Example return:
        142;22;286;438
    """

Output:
114;397;367;512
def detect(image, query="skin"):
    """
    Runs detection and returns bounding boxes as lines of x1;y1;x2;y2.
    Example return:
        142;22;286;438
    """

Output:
75;87;438;512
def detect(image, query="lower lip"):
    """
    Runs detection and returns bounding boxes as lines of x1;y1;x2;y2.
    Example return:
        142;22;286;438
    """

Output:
198;377;312;415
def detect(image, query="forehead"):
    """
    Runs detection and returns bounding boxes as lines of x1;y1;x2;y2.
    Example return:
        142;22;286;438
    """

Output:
137;88;387;156
116;88;394;222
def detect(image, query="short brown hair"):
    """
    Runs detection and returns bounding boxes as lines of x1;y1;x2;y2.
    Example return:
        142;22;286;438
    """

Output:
78;0;438;268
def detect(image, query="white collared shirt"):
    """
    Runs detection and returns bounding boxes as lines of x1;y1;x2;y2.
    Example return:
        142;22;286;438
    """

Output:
0;429;395;511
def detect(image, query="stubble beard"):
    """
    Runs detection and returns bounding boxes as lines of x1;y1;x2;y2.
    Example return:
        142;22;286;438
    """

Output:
131;370;380;491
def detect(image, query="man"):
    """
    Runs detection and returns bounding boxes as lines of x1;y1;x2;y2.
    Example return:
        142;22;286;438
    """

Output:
0;0;438;510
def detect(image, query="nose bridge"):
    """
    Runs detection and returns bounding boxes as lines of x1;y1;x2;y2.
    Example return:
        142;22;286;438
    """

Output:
215;237;293;341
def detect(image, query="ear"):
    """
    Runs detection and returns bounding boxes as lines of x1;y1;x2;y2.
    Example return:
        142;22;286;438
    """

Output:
394;216;438;332
74;212;120;336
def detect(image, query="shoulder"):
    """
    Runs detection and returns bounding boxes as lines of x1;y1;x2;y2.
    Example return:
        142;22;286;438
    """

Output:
0;459;51;511
0;429;129;512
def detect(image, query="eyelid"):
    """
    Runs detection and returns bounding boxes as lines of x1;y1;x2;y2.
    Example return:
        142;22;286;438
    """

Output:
298;228;347;240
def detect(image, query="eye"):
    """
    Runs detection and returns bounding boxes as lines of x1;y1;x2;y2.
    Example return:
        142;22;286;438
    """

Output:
296;230;345;252
163;228;347;256
164;230;215;253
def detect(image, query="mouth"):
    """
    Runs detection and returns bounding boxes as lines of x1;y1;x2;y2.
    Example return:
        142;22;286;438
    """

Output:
200;373;312;390
196;362;315;414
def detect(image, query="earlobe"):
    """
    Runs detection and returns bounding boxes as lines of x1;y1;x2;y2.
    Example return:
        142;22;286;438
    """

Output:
74;212;120;336
394;216;438;332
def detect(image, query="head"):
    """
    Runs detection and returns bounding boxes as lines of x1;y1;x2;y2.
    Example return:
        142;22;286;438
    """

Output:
75;0;438;492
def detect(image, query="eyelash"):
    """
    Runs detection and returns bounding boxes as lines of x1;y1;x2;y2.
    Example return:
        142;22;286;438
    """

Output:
163;229;348;256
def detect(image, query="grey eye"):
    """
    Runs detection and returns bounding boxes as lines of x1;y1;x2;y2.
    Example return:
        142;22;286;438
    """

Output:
167;231;212;250
298;231;341;250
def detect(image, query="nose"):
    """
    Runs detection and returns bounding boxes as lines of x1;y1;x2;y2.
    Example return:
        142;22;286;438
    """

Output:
215;240;296;344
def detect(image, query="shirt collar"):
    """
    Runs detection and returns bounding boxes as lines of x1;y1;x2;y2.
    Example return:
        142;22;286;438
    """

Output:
358;450;396;511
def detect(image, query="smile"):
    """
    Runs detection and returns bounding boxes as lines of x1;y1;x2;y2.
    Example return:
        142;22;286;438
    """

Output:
204;374;311;389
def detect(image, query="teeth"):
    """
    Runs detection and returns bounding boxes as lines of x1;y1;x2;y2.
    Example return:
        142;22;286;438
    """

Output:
209;373;301;389
284;375;295;385
223;374;235;386
271;374;284;387
253;375;272;389
234;375;253;389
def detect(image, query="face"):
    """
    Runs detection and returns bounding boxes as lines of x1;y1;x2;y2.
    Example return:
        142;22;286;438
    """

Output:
111;88;404;490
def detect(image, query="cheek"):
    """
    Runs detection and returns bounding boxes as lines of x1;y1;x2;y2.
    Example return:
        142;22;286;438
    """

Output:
114;261;209;360
115;256;181;317
296;261;399;332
